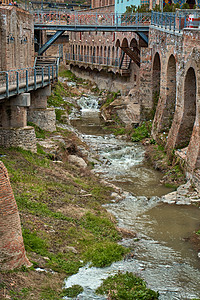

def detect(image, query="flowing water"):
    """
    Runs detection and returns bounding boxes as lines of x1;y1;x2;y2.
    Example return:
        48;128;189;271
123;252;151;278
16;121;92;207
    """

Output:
64;93;200;300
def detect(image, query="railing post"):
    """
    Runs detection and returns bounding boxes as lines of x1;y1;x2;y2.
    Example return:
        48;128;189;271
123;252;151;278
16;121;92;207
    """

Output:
169;15;171;30
48;66;50;84
6;73;9;98
26;70;28;92
42;67;44;87
34;68;37;90
75;11;77;26
174;15;176;32
179;16;181;32
52;66;54;83
56;64;58;80
16;71;19;94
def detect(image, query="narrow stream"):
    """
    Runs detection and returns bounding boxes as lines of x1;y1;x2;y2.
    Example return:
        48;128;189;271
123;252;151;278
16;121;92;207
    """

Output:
63;93;200;299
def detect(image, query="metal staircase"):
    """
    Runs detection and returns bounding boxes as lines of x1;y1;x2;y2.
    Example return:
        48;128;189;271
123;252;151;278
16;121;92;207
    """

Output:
119;51;132;76
121;47;140;67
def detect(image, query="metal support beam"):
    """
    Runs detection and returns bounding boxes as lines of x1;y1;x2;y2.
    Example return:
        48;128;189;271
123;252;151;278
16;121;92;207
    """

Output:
38;30;65;55
136;32;148;45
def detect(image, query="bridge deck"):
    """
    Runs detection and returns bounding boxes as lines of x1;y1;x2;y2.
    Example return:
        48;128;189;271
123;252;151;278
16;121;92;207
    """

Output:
0;66;58;101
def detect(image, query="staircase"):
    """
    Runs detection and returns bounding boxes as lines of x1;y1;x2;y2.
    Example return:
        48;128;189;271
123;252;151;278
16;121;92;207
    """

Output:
121;47;140;67
34;56;59;76
119;51;132;76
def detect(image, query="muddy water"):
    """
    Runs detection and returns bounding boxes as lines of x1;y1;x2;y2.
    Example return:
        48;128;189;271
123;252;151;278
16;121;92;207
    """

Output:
64;94;200;299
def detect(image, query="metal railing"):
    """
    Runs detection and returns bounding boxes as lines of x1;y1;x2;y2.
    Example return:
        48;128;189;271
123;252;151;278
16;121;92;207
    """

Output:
33;10;200;32
66;53;121;67
151;11;200;32
33;11;151;27
0;65;58;99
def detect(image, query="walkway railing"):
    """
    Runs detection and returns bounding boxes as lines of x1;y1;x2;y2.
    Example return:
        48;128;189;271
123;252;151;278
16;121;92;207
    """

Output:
33;11;151;27
66;53;120;67
151;11;200;32
0;65;58;100
33;10;200;32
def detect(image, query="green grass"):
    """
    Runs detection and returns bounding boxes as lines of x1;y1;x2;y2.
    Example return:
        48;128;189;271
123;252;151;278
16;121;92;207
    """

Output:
131;121;152;142
84;242;129;267
96;271;159;299
61;285;83;298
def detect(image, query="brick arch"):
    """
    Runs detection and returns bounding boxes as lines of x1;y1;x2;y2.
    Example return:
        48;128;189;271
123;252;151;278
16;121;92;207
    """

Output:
121;38;128;48
130;38;138;48
115;39;120;47
175;67;197;149
152;52;161;110
162;54;177;131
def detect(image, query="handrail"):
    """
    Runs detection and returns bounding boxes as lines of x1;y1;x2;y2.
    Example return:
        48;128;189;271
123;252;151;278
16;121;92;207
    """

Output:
33;10;200;32
66;53;121;67
0;65;58;99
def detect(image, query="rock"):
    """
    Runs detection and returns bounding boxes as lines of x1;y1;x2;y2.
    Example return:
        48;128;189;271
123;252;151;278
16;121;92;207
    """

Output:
68;155;87;169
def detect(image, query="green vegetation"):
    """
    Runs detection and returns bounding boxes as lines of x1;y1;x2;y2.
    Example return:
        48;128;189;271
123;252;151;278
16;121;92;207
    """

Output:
102;91;120;108
96;271;159;299
131;121;152;142
84;242;129;267
0;139;127;298
62;285;84;298
47;80;76;122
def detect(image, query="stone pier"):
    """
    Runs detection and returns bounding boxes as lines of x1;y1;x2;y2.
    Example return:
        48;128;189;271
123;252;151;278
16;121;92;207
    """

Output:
28;85;56;132
0;93;37;152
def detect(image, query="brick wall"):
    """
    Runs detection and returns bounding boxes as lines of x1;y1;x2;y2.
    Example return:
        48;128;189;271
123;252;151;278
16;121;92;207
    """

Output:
0;6;34;71
0;161;32;270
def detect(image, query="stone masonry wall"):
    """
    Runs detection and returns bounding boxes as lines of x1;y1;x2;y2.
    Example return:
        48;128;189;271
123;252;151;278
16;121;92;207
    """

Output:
148;27;200;179
0;161;32;270
0;127;37;152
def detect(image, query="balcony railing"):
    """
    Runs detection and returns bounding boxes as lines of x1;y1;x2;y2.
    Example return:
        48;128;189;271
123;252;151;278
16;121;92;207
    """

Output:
66;53;121;67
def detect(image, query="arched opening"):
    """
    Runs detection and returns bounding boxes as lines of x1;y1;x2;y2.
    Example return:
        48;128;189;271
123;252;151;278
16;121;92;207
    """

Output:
100;46;103;64
93;47;96;63
97;46;99;64
72;45;75;60
78;45;80;60
115;39;120;48
87;46;89;62
163;54;176;131
104;46;107;64
108;46;110;65
121;38;128;48
90;46;92;63
152;52;161;115
81;45;83;61
112;46;115;65
176;67;197;148
84;45;86;62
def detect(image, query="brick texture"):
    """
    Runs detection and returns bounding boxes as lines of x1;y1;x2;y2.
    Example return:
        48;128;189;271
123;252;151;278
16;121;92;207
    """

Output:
0;161;32;270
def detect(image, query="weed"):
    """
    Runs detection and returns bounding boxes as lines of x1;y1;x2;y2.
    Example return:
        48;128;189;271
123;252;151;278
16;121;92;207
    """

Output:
84;242;129;267
96;271;159;299
132;121;152;142
61;285;83;298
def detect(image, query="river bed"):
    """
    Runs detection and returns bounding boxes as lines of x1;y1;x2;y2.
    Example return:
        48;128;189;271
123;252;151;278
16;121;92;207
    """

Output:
63;92;200;299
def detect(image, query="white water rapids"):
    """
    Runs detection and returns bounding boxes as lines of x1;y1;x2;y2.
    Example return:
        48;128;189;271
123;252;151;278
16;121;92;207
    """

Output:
63;93;200;300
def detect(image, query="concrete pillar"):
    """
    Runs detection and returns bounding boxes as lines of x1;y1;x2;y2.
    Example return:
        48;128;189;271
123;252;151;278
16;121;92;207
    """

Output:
0;161;32;271
28;85;56;132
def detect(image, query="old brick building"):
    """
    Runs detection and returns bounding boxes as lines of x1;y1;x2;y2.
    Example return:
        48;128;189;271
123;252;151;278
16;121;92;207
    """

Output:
0;5;34;71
